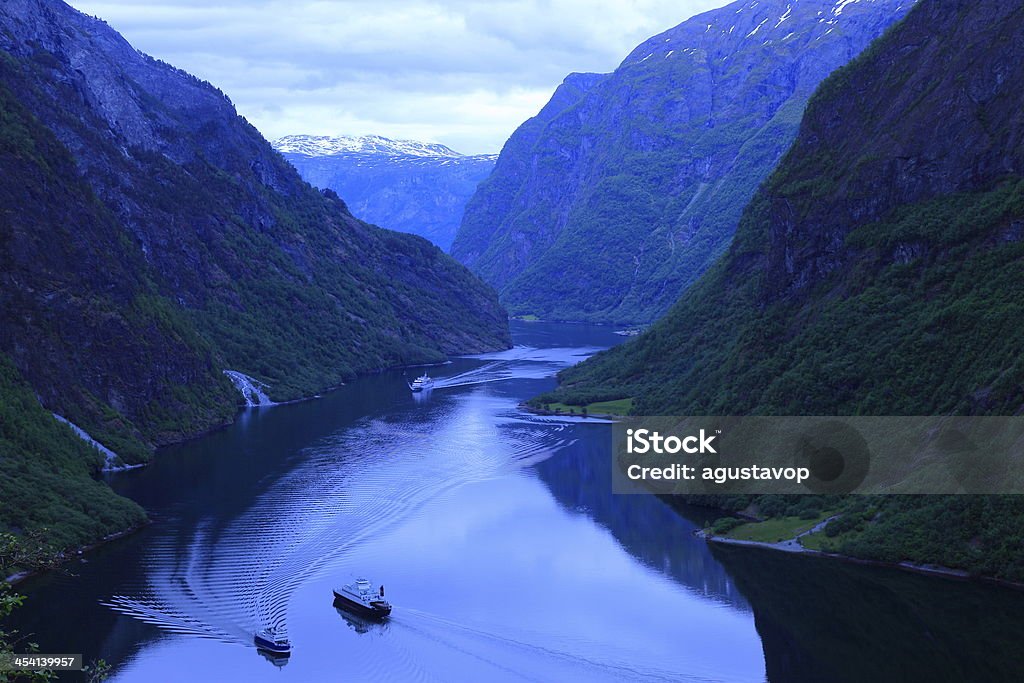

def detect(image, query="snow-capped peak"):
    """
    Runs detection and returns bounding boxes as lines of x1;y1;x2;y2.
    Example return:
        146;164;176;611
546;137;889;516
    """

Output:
272;134;464;158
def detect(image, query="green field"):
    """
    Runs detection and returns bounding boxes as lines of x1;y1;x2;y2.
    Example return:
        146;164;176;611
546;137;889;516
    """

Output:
543;398;634;416
716;513;830;543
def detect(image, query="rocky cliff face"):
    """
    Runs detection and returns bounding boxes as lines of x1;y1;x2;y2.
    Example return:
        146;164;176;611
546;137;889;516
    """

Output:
543;0;1024;418
536;0;1024;580
274;135;496;250
761;0;1024;302
453;71;607;284
0;0;509;460
451;0;914;323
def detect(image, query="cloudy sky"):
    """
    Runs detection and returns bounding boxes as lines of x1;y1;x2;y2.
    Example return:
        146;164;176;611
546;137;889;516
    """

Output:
69;0;722;154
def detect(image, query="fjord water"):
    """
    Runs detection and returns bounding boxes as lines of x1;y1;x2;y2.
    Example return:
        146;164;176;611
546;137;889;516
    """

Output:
13;322;1024;682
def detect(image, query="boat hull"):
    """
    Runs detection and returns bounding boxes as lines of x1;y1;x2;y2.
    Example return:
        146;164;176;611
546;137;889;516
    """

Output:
253;635;291;656
333;591;392;620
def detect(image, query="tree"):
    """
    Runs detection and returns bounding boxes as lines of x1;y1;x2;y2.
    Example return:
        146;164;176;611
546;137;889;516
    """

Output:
0;532;60;683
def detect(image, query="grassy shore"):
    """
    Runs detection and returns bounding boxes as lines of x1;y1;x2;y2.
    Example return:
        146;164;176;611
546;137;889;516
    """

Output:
541;398;634;416
713;513;832;543
700;507;1024;587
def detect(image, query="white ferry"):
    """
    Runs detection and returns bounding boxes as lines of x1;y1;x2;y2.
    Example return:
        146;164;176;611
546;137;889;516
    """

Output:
408;373;435;392
333;578;392;619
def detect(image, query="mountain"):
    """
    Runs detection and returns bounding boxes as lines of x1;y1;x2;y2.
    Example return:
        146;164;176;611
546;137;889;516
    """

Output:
536;0;1024;577
0;0;508;550
275;134;496;250
0;356;146;553
274;134;467;158
451;0;915;324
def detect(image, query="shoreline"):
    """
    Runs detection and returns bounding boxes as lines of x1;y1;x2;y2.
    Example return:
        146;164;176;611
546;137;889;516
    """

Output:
517;402;622;421
11;353;496;587
133;356;483;457
4;520;150;587
514;411;1024;593
696;528;1024;591
509;316;646;329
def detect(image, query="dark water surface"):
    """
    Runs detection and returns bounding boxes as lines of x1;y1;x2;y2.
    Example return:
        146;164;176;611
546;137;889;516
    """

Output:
13;322;1024;682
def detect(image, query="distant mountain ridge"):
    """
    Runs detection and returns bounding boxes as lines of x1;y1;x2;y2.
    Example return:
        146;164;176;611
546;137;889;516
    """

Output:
452;0;915;323
275;135;497;250
274;134;493;160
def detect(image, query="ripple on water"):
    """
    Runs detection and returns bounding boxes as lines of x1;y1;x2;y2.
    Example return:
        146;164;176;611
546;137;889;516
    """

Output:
106;353;576;651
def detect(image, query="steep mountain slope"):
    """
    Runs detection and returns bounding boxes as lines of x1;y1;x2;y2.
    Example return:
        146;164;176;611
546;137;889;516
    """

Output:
537;0;1024;580
543;0;1024;417
453;71;607;277
451;0;914;323
0;0;509;526
274;135;496;250
0;357;146;553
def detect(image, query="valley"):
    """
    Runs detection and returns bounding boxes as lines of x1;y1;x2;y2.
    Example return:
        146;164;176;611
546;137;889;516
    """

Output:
3;0;1024;680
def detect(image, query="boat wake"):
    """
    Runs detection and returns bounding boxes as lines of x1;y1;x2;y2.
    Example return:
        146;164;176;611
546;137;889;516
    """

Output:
430;345;603;391
390;608;725;683
105;379;576;648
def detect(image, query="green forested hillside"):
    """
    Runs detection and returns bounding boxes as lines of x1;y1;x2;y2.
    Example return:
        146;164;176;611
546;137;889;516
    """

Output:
0;355;146;560
0;0;508;458
537;0;1024;579
0;0;508;554
451;0;913;323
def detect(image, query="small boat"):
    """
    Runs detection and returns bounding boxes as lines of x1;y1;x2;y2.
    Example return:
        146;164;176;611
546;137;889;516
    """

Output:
333;578;392;620
408;373;435;392
253;629;291;656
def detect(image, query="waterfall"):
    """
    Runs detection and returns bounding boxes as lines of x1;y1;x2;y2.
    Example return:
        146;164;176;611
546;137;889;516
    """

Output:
223;370;275;407
52;413;142;471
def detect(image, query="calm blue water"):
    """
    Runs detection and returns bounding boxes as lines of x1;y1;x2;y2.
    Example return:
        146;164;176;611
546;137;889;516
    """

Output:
13;322;1024;682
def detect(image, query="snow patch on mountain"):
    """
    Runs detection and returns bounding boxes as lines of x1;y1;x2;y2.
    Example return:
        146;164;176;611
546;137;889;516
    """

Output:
273;134;482;159
832;0;862;15
624;0;910;67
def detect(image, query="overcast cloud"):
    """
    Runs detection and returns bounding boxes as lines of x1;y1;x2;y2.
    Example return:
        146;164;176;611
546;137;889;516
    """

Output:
69;0;722;154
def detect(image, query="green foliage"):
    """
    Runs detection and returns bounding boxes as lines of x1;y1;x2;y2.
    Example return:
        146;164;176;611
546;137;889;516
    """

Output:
81;660;111;683
0;20;508;560
547;180;1024;417
0;532;57;682
847;178;1024;250
827;497;1024;582
548;177;1024;576
0;358;146;557
534;397;634;415
542;0;1024;579
453;4;912;323
710;517;745;534
0;585;55;683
